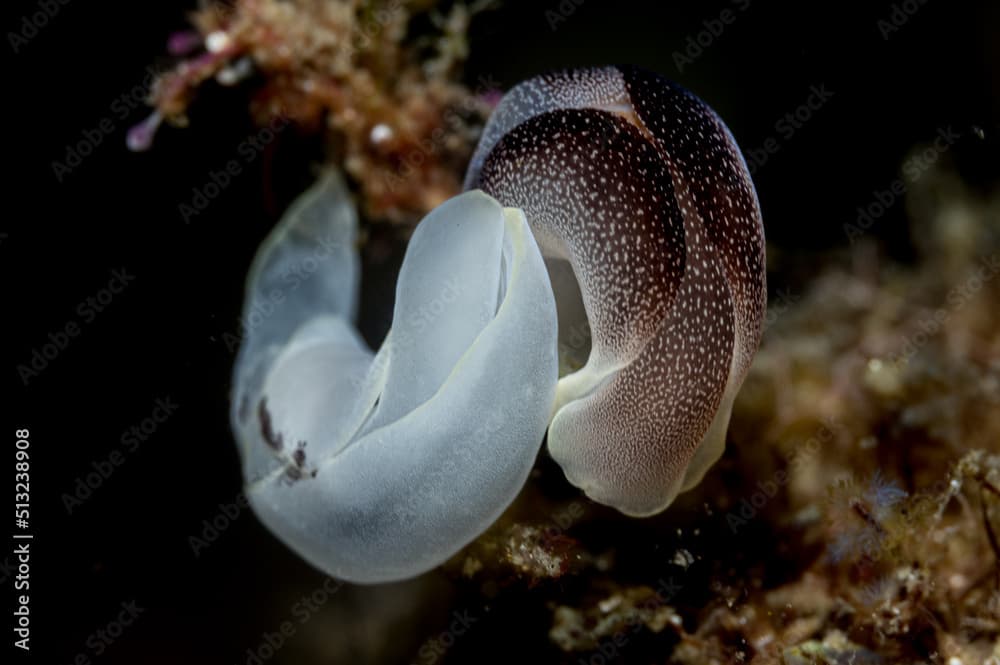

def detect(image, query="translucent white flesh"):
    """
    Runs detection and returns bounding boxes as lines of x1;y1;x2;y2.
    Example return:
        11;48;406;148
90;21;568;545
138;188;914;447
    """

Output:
231;173;558;583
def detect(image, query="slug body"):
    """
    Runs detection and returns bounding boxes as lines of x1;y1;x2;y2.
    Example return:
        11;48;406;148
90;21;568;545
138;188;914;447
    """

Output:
231;172;557;583
466;66;766;516
230;66;765;584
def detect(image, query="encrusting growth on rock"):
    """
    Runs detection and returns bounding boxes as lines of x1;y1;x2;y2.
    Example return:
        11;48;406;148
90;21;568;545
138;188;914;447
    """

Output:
139;0;495;223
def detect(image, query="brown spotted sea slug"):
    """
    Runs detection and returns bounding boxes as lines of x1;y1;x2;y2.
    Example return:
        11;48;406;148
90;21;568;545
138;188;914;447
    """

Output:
465;66;766;516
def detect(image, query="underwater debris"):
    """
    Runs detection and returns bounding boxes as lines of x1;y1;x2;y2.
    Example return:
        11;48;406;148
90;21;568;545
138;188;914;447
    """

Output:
502;525;575;580
549;583;684;653
139;0;495;222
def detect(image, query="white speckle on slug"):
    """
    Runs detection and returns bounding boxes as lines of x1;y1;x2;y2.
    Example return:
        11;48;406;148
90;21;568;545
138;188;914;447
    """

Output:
466;66;766;516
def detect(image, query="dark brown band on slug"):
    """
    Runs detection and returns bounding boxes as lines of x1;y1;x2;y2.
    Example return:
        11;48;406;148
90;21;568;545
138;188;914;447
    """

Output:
476;108;687;363
466;66;765;515
620;66;766;375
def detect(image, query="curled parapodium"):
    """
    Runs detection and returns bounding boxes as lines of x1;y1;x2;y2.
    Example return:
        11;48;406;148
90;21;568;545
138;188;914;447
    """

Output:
231;171;558;583
465;66;766;516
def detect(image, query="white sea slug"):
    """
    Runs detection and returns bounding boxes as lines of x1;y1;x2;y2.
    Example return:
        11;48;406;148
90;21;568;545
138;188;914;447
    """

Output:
230;171;558;583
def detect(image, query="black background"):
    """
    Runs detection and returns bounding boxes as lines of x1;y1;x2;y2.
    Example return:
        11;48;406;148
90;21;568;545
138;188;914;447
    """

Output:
6;0;999;663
